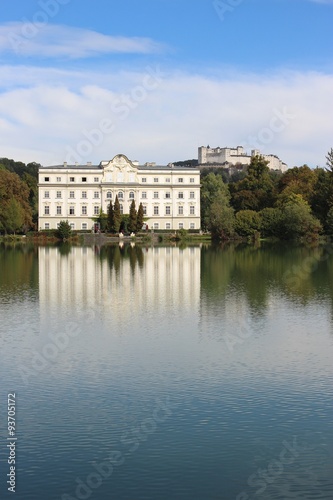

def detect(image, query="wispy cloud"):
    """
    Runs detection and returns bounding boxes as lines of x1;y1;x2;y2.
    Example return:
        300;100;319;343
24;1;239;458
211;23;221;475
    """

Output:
0;64;332;168
0;23;164;58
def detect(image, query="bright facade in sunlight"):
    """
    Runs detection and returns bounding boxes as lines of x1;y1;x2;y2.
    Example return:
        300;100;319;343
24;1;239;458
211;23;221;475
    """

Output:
38;154;201;231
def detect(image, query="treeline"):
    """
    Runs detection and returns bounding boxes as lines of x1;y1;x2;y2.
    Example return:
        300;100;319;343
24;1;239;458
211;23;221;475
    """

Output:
0;158;39;234
201;149;333;241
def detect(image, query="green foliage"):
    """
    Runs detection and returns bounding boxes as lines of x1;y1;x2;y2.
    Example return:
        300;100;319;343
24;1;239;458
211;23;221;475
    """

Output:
128;200;137;233
0;170;33;233
259;207;282;237
278;195;322;240
136;202;144;232
235;210;261;237
201;173;231;230
94;208;108;232
230;155;276;211
113;196;122;233
57;220;72;240
325;206;333;235
208;203;235;241
107;201;115;233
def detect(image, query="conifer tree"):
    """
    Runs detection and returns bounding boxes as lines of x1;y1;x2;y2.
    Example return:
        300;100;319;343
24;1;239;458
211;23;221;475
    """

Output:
113;195;121;233
136;202;144;232
128;200;137;233
107;201;115;232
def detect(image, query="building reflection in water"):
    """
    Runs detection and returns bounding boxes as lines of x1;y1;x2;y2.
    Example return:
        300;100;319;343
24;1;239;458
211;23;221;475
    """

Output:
38;244;201;327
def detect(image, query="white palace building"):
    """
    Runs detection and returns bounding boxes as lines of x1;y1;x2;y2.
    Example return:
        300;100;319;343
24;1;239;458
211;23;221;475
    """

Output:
38;154;201;231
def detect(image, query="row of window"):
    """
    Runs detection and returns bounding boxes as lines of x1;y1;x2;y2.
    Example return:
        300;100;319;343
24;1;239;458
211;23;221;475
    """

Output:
44;205;196;216
44;222;196;230
44;191;196;200
43;176;196;184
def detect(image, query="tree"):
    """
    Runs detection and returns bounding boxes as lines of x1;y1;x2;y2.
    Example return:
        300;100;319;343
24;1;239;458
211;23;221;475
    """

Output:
1;198;25;234
0;170;32;233
128;200;137;233
235;210;261;237
208;202;235;240
57;220;72;240
230;155;276;211
113;195;121;233
95;208;107;232
136;202;144;232
107;201;115;233
201;173;231;230
278;194;322;240
325;147;333;172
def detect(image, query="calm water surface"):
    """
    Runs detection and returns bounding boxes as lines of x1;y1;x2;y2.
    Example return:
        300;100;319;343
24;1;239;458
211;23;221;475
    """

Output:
0;242;332;500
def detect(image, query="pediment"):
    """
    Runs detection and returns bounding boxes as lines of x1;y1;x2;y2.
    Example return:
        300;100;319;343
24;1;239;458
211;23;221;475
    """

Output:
102;154;137;173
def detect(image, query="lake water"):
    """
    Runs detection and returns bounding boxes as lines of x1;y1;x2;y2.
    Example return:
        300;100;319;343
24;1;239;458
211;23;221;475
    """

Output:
0;241;332;500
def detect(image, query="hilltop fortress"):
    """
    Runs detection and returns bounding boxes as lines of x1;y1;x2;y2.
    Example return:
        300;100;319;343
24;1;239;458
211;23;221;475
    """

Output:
198;146;288;172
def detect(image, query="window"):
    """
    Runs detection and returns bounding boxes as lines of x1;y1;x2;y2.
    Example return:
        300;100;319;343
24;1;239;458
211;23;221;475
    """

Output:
165;206;171;215
70;191;75;199
190;223;195;229
165;178;170;183
190;178;195;183
56;191;62;198
94;191;99;199
143;206;147;215
45;223;50;230
82;177;87;182
56;177;61;182
190;191;195;199
153;192;159;199
44;191;49;198
94;177;99;182
179;223;184;229
69;207;75;215
70;177;75;182
190;206;195;215
70;223;75;230
166;223;171;230
165;192;171;199
94;206;99;215
178;178;183;183
82;223;88;230
141;192;147;199
154;206;159;215
44;177;49;182
56;206;62;215
178;206;183;215
153;223;159;229
82;191;87;199
106;191;112;199
142;178;147;183
154;177;159;183
118;191;124;199
82;206;87;215
44;206;50;215
178;192;184;199
129;191;134;199
120;204;123;214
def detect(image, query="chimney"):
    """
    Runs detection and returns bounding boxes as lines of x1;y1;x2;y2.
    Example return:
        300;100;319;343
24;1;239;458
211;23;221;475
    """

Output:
63;162;67;167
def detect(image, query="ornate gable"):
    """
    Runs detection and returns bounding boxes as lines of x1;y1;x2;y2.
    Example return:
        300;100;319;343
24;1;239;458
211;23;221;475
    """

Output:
101;154;138;183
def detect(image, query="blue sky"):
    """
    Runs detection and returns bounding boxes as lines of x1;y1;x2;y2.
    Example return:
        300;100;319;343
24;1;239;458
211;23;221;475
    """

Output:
0;0;332;167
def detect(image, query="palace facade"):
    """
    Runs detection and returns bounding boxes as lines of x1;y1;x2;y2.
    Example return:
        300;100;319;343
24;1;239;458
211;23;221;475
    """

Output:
38;154;201;231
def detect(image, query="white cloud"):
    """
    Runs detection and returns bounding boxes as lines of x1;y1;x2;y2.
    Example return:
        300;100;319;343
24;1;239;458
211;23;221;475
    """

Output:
0;23;164;58
0;64;332;169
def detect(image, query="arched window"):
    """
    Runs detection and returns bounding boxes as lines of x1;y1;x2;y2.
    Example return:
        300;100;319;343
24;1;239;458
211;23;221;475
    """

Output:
106;191;112;199
129;191;134;199
118;191;124;199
